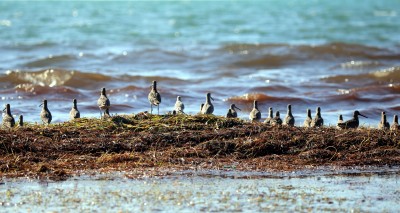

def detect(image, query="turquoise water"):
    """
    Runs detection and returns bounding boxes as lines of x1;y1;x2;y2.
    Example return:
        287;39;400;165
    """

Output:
0;0;399;124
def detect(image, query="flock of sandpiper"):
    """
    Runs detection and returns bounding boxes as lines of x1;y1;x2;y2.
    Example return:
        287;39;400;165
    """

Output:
1;81;399;131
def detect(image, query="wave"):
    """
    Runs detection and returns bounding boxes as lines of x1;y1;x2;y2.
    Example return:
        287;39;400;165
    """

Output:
23;55;76;68
0;69;190;89
226;93;308;105
221;42;400;69
322;66;400;84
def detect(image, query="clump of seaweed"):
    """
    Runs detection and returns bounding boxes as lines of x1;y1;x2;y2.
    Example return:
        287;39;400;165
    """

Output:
0;114;399;180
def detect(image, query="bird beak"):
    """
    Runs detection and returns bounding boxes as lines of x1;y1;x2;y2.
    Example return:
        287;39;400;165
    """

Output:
359;113;368;118
39;103;43;107
235;106;241;111
2;108;5;112
211;96;215;101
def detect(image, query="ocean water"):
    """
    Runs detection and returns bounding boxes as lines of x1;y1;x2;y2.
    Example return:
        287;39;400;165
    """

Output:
0;0;399;125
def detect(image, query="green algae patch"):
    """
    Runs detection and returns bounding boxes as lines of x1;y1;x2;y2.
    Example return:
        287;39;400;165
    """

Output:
0;113;399;180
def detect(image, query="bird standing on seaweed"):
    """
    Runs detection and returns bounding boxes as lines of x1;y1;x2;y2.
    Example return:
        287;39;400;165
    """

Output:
337;110;367;129
303;109;312;127
201;93;214;115
174;96;184;114
70;99;80;120
2;104;15;128
40;100;52;125
311;106;323;127
97;88;110;118
249;100;261;122
226;104;241;118
148;81;161;115
283;104;295;126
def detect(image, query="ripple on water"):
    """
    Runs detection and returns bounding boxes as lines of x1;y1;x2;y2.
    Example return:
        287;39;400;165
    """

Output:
0;168;399;212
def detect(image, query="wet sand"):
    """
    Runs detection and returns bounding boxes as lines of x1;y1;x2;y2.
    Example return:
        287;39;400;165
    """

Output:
0;114;399;180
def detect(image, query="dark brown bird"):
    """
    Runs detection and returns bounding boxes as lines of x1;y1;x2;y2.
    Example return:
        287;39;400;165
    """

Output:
336;114;343;129
337;110;367;129
2;104;15;128
226;104;241;118
18;115;23;127
390;115;399;131
148;81;161;114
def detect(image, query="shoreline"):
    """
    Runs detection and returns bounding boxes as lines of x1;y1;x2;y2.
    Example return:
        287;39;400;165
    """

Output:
1;114;399;181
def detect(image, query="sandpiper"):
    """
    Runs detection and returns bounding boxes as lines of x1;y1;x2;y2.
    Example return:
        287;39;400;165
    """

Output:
97;88;110;118
303;109;312;127
18;115;23;127
249;100;261;122
336;114;343;129
104;108;111;117
148;81;161;115
2;104;15;128
378;111;390;130
337;110;367;129
271;111;283;126
264;107;273;125
283;104;295;126
311;106;324;127
390;115;399;131
69;99;80;120
201;93;214;115
40;99;52;125
199;103;204;114
226;104;241;118
174;96;184;114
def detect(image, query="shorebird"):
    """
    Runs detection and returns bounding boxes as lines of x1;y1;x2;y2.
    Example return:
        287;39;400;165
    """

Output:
283;104;295;126
40;99;52;125
311;106;324;127
378;111;390;130
264;107;273;125
201;93;214;115
69;99;80;120
148;81;161;115
18;115;23;127
226;104;241;118
104;108;111;117
2;104;15;128
97;88;110;118
337;110;367;129
271;111;282;126
303;109;312;127
249;100;261;122
391;115;399;131
336;114;343;129
174;96;184;114
199;103;204;114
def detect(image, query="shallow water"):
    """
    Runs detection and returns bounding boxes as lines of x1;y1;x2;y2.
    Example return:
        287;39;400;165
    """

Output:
0;1;399;125
1;168;399;212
